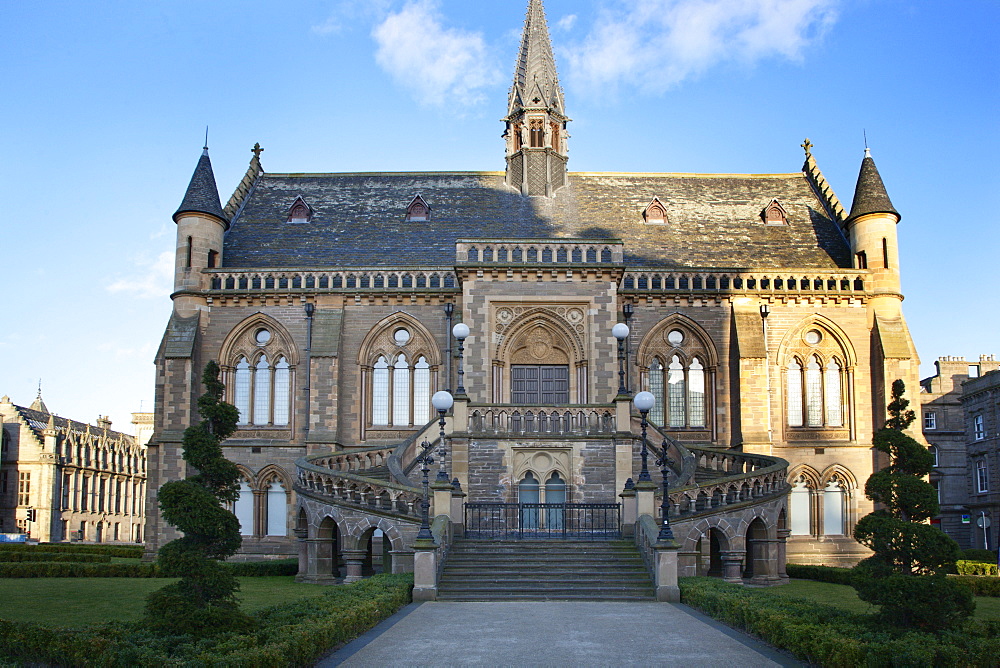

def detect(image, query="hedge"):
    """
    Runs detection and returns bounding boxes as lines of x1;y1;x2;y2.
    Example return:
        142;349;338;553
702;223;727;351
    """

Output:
0;552;110;564
961;549;998;564
0;572;413;666
680;577;1000;667
953;576;1000;597
0;544;142;559
958;561;999;577
785;564;853;585
0;558;298;578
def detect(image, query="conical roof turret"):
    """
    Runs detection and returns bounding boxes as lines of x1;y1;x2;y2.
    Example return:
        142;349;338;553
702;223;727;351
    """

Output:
847;148;899;222
174;148;229;228
509;0;564;117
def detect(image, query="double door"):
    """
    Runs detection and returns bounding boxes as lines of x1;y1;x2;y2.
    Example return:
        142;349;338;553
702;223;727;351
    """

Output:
511;364;570;404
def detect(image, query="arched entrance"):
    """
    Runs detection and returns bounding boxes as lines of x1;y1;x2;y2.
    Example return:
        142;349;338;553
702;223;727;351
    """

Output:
316;517;341;579
359;527;393;575
743;518;768;579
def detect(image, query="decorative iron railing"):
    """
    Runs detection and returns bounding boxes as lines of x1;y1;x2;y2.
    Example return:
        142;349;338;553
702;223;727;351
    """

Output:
464;502;621;540
468;405;616;436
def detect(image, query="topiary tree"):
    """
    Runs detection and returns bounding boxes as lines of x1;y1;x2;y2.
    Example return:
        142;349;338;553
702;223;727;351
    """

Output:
852;379;974;631
144;361;254;636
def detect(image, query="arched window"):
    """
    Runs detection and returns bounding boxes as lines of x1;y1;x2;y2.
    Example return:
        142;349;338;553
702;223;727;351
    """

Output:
266;480;287;536
823;480;845;535
789;478;811;535
649;359;664;425
234;481;253;536
641;325;715;431
784;327;849;430
224;322;295;428
363;321;439;432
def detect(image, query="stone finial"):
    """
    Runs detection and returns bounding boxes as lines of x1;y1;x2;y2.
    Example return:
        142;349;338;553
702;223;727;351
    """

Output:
252;142;263;159
801;138;813;156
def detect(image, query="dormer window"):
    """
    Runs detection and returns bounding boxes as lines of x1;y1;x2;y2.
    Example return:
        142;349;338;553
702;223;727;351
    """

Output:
286;196;312;224
761;199;788;225
406;195;430;222
642;198;667;225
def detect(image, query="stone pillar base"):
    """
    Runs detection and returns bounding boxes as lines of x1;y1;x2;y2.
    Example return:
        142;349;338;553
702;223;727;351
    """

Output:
295;574;340;585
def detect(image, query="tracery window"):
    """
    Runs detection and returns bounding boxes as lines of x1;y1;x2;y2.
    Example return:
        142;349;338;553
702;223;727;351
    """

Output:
223;321;295;428
641;325;712;431
784;327;848;430
788;469;854;536
363;321;439;430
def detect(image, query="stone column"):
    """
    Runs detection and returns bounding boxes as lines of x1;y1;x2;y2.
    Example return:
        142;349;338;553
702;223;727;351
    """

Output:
293;528;307;579
432;480;453;524
720;550;745;584
614;397;633;494
342;549;367;583
750;539;782;585
412;539;438;601
619;481;636;538
777;528;790;583
653;540;681;602
451;482;467;537
635;480;658;519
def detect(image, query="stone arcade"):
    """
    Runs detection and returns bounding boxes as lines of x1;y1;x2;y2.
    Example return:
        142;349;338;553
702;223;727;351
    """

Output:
147;0;924;591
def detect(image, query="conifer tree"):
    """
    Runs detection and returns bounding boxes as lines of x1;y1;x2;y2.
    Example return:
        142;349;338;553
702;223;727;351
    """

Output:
852;379;973;630
144;361;253;636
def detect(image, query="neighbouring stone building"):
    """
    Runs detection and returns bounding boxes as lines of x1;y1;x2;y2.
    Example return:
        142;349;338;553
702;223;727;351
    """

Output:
921;355;1000;547
147;0;926;576
0;394;148;543
961;366;1000;551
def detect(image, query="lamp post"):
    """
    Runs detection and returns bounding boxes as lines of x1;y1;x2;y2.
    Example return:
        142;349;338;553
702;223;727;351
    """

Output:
657;439;675;541
613;323;630;396
633;391;655;482
432;391;454;482
453;323;470;396
623;303;634;393
415;439;435;542
444;303;455;392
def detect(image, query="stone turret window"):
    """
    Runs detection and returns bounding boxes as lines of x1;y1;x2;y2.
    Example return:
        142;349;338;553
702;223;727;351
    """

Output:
406;195;430;222
761;199;788;225
530;119;544;148
286;196;312;224
643;198;667;225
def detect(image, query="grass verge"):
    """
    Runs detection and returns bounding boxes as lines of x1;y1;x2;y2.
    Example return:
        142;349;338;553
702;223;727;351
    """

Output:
0;573;412;666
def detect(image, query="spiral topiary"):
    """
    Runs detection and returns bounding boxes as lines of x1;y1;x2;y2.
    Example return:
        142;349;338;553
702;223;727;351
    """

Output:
144;361;254;636
852;379;973;631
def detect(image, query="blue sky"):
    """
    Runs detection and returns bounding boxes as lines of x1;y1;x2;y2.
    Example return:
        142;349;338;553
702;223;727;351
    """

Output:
1;0;997;432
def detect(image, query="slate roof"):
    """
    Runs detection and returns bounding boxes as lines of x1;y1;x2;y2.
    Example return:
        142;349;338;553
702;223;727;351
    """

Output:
175;149;229;226
12;405;133;443
847;151;899;222
222;171;852;270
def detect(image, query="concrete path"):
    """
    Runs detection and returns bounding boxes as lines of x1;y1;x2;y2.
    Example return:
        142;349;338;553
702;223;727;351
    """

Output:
318;601;801;667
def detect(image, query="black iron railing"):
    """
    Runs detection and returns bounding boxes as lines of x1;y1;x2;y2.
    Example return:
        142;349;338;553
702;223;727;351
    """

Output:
464;503;621;540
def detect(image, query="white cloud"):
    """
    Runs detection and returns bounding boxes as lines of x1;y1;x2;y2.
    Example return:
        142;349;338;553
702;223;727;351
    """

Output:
311;0;392;36
557;14;578;32
372;0;501;108
564;0;839;94
106;250;174;300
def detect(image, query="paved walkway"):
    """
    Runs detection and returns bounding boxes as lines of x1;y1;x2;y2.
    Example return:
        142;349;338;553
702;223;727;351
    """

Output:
318;601;801;667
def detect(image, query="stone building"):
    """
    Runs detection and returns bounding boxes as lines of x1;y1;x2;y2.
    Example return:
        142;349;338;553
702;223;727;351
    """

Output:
147;0;925;575
961;366;1000;551
921;355;1000;547
0;394;148;543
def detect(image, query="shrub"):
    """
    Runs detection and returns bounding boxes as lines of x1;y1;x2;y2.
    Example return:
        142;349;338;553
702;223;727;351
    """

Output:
0;562;157;578
0;551;110;564
680;577;1000;668
785;564;853;585
962;549;999;564
0;544;142;558
0;573;413;666
958;561;999;577
954;575;1000;597
225;559;298;577
853;380;972;631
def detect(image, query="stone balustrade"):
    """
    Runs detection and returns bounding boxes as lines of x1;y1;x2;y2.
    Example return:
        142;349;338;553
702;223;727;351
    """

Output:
621;269;867;295
204;268;459;293
467;405;617;436
296;456;424;520
455;239;625;265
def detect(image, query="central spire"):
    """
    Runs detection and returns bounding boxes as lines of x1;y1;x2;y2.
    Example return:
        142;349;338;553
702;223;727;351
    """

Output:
504;0;569;197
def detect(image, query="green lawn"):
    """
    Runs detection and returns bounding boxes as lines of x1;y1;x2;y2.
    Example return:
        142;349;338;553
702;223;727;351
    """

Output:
0;577;331;628
763;578;1000;620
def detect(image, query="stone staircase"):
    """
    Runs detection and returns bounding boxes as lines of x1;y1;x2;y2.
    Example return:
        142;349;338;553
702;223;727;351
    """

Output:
437;539;655;601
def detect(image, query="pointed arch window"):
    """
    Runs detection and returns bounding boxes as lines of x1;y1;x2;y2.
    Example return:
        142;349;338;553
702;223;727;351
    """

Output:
364;322;439;431
372;357;390;426
234;481;254;536
785;329;849;430
235;358;251;422
414;357;431;424
649;359;665;426
823;480;845;535
393;354;410;427
266;479;287;536
667;355;685;427
789;477;812;535
642;326;714;431
254;356;271;426
225;323;295;428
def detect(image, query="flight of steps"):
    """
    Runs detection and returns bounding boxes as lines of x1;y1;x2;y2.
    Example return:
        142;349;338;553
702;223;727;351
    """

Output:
437;539;656;601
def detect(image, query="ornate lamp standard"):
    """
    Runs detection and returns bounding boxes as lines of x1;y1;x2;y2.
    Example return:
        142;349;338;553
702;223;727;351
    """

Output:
633;391;655;483
452;323;470;396
656;439;675;541
432;391;454;482
612;323;630;396
415;439;436;542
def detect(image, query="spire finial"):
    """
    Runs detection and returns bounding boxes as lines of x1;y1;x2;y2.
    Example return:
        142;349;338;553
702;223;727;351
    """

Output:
864;130;871;158
252;142;263;159
204;126;209;152
801;138;813;156
36;379;42;399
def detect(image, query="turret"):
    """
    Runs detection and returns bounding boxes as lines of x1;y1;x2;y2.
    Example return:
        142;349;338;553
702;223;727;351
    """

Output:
504;0;569;197
172;146;228;315
843;148;901;310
